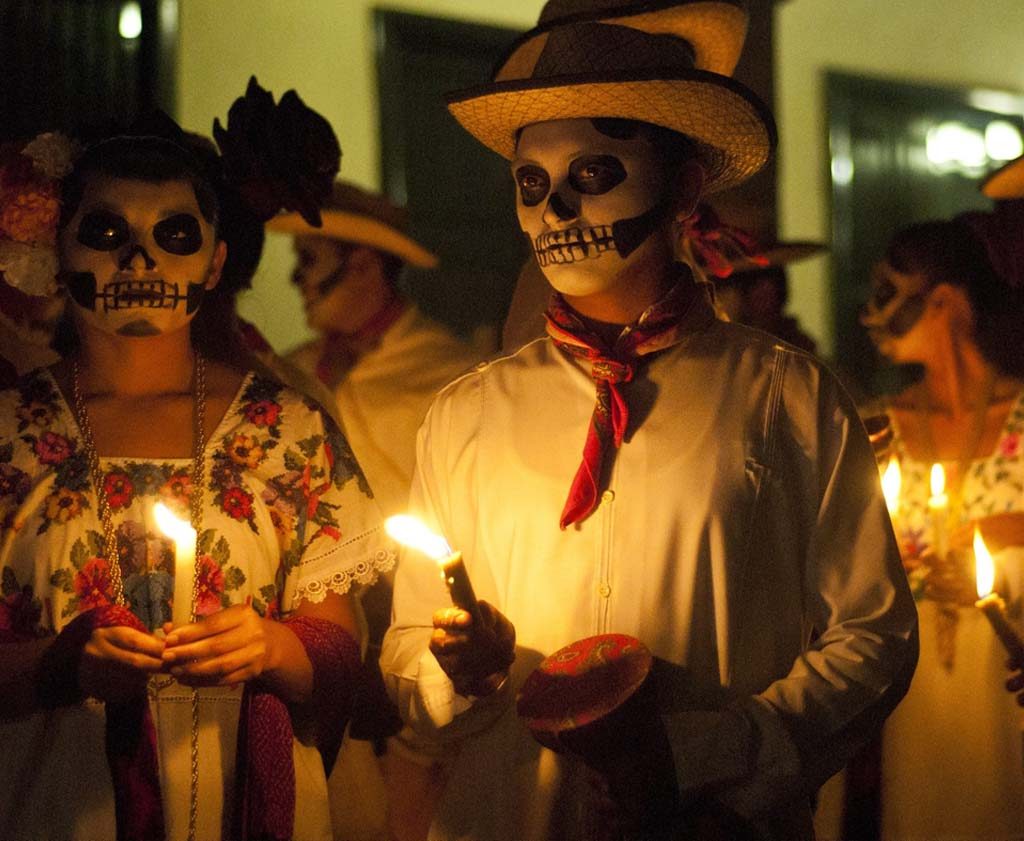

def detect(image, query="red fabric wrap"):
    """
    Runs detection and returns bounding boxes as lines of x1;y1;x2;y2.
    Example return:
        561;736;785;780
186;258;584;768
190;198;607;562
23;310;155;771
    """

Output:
544;275;697;528
315;294;407;386
232;615;361;841
36;605;165;841
681;204;769;279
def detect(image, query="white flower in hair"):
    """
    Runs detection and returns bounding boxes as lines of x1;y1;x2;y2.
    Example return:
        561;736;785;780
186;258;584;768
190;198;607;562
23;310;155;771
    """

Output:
22;132;80;179
0;239;60;296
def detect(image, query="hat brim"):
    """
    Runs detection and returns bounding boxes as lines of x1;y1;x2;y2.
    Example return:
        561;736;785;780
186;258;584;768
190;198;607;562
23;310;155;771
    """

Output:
497;1;747;82
982;155;1024;201
447;69;776;194
265;210;439;269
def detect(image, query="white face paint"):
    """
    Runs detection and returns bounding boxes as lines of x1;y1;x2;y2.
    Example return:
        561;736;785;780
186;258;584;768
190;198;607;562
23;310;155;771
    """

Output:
59;175;222;339
512;119;672;299
290;236;385;336
860;260;930;360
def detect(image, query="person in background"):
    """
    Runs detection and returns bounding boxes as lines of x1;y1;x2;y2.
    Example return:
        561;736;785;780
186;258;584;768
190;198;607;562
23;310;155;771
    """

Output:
268;182;480;840
858;214;1024;840
0;83;392;841
381;1;917;839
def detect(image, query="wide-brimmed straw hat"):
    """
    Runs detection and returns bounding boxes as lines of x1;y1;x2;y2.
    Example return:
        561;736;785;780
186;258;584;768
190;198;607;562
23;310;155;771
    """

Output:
982;155;1024;201
446;0;775;194
266;181;438;269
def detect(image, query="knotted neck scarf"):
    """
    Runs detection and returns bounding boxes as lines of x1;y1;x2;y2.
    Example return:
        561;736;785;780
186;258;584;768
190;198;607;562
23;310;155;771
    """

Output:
315;292;407;387
544;270;703;529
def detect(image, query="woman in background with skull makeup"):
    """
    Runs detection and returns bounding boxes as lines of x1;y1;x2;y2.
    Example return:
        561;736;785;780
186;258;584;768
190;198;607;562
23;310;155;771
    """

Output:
0;87;393;841
859;217;1024;840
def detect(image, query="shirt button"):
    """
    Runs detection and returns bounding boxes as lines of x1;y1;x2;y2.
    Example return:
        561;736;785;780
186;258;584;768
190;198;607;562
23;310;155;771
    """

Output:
598;583;612;598
601;489;615;503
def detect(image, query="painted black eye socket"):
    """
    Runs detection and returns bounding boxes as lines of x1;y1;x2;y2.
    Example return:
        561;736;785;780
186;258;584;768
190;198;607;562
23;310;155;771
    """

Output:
77;211;129;251
872;278;897;308
569;155;627;195
514;165;550;207
153;214;203;255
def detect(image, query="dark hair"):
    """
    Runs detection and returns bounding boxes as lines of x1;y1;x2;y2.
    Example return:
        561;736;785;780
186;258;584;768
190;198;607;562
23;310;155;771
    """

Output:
885;219;1024;378
54;134;258;367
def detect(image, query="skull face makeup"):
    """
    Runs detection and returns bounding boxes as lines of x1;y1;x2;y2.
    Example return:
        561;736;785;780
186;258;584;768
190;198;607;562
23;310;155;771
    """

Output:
860;260;930;358
59;175;224;338
513;119;677;299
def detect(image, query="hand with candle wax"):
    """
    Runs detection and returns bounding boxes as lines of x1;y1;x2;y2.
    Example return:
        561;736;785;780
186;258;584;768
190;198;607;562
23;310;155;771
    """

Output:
78;624;166;703
430;600;515;698
161;603;272;687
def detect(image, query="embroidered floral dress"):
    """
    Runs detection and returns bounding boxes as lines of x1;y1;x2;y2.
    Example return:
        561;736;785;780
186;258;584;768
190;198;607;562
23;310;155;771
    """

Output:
880;389;1024;841
0;369;394;841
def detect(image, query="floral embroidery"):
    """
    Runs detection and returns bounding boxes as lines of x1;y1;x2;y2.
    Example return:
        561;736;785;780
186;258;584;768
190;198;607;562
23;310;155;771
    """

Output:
103;471;134;510
16;400;55;430
43;487;86;525
244;399;281;428
32;431;72;465
73;557;114;611
226;433;267;470
998;431;1021;458
158;470;192;517
221;485;255;522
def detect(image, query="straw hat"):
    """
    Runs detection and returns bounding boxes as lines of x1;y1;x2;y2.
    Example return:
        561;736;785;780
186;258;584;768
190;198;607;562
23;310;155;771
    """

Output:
446;0;775;194
982;155;1024;201
266;181;438;269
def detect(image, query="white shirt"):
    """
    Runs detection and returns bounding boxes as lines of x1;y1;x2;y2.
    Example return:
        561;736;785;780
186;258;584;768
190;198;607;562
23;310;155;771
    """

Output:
381;288;918;840
290;305;481;517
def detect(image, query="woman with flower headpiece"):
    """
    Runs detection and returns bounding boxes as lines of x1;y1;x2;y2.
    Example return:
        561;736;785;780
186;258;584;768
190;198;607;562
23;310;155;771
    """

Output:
857;209;1024;840
0;80;393;841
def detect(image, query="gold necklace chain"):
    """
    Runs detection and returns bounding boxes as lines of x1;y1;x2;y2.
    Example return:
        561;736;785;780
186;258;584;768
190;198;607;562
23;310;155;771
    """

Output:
70;353;207;841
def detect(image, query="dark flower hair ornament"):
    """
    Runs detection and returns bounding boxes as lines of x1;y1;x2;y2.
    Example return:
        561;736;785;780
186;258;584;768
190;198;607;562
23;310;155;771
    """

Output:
678;203;769;280
213;76;341;227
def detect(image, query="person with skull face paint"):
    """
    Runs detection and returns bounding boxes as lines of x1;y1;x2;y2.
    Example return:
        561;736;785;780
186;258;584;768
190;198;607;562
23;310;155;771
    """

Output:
0;93;394;841
858;212;1024;840
380;2;917;840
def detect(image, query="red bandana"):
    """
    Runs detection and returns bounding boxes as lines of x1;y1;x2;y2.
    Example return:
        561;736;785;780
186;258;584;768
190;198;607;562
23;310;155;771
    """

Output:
315;294;407;386
544;272;701;528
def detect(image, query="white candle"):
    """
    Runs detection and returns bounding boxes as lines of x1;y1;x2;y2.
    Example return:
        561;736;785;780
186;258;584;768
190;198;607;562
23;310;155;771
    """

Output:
154;502;196;627
928;463;949;560
974;527;1024;664
881;454;901;519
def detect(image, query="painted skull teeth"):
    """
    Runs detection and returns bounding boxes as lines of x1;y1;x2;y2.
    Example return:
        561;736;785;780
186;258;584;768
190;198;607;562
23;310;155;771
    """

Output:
99;279;184;312
533;226;616;267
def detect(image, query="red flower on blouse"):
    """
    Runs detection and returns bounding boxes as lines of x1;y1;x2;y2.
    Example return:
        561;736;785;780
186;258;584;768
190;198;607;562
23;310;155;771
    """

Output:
243;400;281;428
998;432;1021;458
159;471;192;516
34;431;73;465
102;471;134;510
221;486;254;521
74;557;113;610
194;555;225;617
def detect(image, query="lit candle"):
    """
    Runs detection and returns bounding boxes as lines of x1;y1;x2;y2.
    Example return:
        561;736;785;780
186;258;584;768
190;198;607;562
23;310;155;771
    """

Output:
385;515;481;625
974;527;1024;665
154;502;196;628
881;454;901;519
928;463;949;560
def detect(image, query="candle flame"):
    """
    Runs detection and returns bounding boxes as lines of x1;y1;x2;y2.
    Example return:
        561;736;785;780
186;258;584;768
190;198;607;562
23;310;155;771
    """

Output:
385;515;452;561
881;455;901;515
975;527;995;598
930;463;946;498
153;501;196;544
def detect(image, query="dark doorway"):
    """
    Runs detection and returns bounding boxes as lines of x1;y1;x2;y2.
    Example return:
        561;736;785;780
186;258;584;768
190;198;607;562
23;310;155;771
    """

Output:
0;0;177;143
375;9;527;338
827;72;1024;396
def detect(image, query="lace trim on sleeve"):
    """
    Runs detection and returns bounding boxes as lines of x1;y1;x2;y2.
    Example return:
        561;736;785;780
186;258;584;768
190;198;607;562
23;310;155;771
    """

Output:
294;546;397;604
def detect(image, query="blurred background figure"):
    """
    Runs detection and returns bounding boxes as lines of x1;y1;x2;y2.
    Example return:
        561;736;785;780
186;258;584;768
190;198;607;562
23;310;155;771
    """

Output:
268;182;480;841
857;214;1024;841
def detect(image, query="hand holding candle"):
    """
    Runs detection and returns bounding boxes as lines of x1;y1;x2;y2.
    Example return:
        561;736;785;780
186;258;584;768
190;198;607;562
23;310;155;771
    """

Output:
154;502;196;628
386;515;514;696
974;527;1024;667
